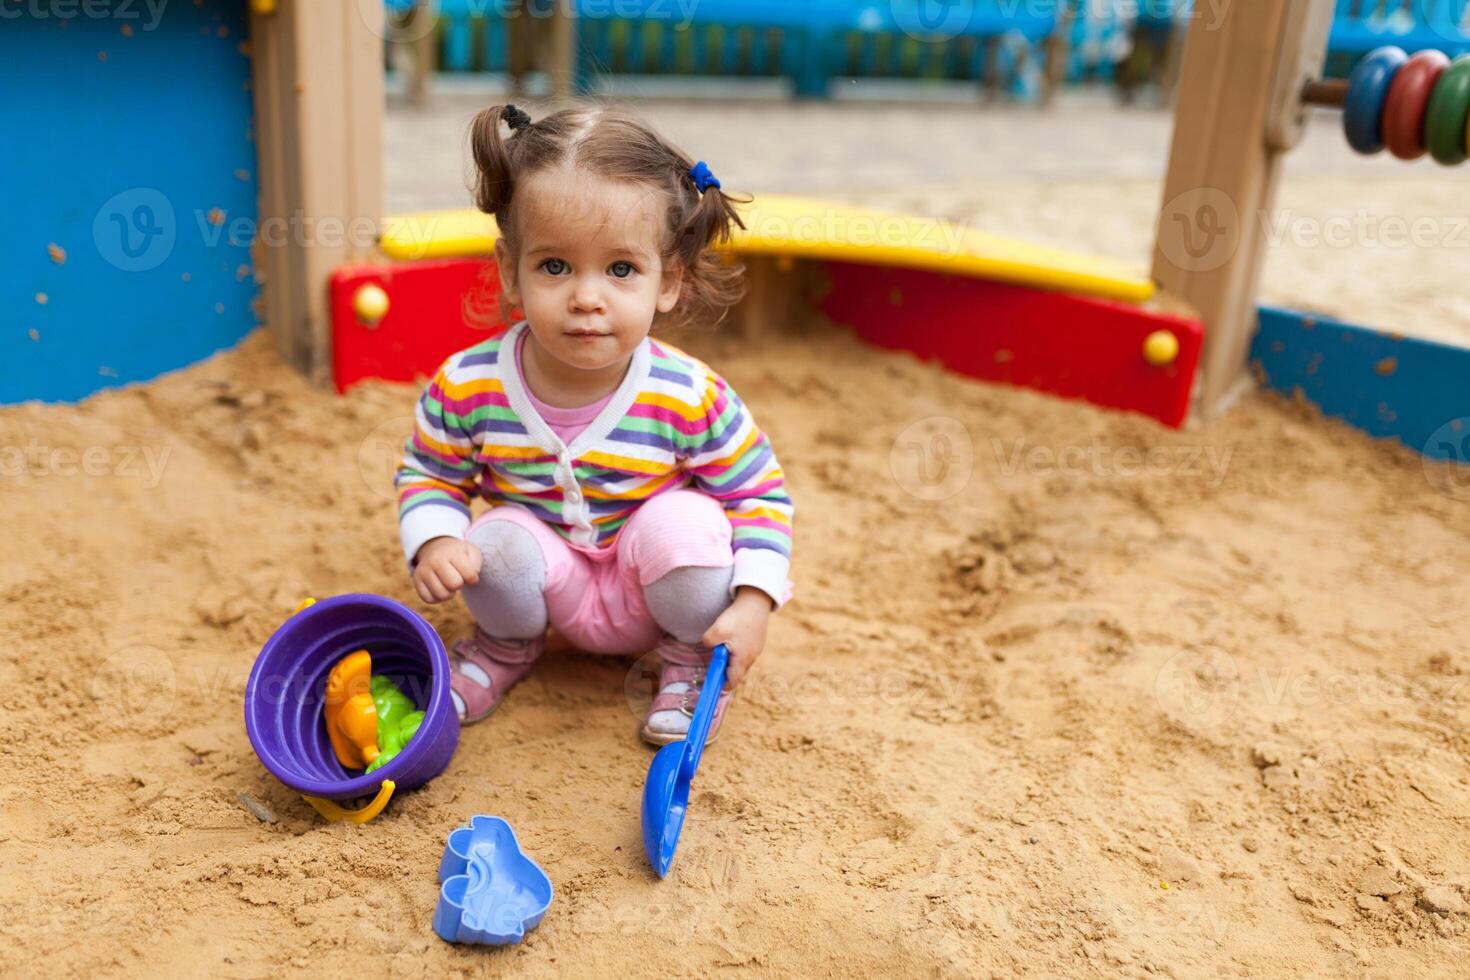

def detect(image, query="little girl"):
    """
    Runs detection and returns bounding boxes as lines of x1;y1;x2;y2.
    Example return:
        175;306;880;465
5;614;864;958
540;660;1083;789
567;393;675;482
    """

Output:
395;103;794;746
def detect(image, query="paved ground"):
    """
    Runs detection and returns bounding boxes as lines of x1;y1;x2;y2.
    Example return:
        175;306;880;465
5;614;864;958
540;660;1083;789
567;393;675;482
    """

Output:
386;82;1416;212
386;81;1470;347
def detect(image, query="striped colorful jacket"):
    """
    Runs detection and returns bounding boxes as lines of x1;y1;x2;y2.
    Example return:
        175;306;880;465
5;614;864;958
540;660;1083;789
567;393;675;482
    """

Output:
396;320;794;609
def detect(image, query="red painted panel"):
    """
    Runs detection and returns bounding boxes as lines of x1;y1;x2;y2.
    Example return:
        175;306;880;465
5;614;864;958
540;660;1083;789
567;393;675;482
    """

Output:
329;258;511;393
329;256;1202;428
817;261;1203;428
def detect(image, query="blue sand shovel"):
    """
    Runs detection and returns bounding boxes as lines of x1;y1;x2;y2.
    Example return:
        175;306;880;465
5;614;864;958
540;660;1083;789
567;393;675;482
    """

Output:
641;643;729;878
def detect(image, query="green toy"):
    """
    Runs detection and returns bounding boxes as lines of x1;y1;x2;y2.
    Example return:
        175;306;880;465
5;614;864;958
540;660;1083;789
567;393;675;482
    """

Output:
365;675;426;774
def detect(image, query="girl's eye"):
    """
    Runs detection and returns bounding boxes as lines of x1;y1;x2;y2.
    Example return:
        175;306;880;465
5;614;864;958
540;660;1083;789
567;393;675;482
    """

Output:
540;258;569;275
608;261;635;279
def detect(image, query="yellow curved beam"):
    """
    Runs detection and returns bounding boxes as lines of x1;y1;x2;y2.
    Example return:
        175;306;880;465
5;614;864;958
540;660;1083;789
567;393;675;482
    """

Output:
301;780;396;824
379;194;1155;304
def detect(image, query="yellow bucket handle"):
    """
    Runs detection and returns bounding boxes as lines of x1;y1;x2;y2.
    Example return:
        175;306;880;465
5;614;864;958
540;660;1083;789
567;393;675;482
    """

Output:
302;780;396;824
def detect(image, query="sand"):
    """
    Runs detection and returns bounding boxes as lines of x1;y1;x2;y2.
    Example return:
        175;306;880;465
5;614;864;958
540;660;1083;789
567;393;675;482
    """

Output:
3;299;1470;975
7;87;1470;978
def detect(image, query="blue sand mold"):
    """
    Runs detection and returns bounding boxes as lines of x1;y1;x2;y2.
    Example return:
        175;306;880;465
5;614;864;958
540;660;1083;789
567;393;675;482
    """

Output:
434;815;554;946
1253;306;1470;461
2;0;259;404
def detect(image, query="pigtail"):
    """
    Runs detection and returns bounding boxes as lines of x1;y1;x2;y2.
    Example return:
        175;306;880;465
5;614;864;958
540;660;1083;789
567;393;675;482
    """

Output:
666;167;750;329
466;104;537;332
676;183;745;264
468;104;526;216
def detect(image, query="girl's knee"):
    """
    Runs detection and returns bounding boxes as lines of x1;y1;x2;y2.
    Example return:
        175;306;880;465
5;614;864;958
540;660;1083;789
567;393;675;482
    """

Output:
460;520;549;639
643;563;734;644
465;519;546;585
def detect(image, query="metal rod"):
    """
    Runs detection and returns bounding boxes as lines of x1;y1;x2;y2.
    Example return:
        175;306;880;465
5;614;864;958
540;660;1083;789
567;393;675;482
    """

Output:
1301;78;1349;108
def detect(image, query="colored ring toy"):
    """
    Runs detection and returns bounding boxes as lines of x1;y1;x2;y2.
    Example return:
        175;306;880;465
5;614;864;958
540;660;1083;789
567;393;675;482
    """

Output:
1344;46;1408;155
1426;55;1470;166
1382;49;1449;160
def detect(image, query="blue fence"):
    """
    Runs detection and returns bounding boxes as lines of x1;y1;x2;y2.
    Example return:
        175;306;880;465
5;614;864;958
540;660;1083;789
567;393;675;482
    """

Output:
389;1;1470;97
402;0;1067;99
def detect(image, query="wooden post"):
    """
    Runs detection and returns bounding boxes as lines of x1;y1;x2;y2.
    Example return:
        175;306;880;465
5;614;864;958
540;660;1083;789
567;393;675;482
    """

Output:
507;2;533;95
1156;16;1187;106
248;0;385;385
734;255;799;340
1040;5;1073;108
982;36;1003;103
409;0;438;107
1150;0;1333;418
549;0;578;104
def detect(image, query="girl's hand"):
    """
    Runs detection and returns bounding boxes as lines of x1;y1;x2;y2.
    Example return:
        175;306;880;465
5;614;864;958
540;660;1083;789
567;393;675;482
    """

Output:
703;586;774;690
411;536;483;604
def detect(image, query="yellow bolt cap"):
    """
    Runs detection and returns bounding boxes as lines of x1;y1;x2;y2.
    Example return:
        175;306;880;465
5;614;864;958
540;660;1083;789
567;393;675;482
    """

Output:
1143;329;1179;367
353;283;390;325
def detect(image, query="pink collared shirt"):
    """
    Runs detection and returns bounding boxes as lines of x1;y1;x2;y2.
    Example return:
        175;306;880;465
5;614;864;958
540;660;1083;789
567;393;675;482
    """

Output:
514;327;615;445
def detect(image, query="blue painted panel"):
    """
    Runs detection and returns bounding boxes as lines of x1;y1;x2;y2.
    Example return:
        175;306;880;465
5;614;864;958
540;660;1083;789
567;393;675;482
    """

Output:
2;0;259;405
1252;306;1470;461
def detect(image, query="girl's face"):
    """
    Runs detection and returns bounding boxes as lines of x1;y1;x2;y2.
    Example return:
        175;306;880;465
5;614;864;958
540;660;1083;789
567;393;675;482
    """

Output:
495;166;683;375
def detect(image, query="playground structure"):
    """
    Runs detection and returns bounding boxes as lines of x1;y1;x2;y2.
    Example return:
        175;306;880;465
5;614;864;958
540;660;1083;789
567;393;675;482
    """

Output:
345;0;1470;442
4;0;381;401
336;195;1205;426
1152;0;1470;448
5;1;262;403
7;0;1470;452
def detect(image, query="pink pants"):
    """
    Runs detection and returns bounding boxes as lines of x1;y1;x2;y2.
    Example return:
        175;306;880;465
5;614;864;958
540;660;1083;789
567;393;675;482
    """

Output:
464;488;734;655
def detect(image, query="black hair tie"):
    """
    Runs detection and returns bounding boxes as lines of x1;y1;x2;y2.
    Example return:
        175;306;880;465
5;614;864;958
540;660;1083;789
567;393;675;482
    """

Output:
503;104;532;132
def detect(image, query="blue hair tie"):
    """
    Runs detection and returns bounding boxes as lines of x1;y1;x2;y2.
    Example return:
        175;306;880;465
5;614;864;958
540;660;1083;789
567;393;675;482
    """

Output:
689;161;721;194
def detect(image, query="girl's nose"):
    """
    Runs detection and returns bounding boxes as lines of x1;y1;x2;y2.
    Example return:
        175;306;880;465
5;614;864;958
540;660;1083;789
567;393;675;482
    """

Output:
569;278;606;314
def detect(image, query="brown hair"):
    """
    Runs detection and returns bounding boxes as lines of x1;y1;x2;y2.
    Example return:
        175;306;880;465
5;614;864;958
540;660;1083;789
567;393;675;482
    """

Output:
466;103;748;331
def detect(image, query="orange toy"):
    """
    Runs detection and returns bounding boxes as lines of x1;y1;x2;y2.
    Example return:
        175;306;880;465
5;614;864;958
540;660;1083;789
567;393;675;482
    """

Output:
323;649;380;768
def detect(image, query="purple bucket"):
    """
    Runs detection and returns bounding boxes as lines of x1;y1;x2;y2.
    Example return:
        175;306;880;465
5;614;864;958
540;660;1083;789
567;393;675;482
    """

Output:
244;593;459;801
